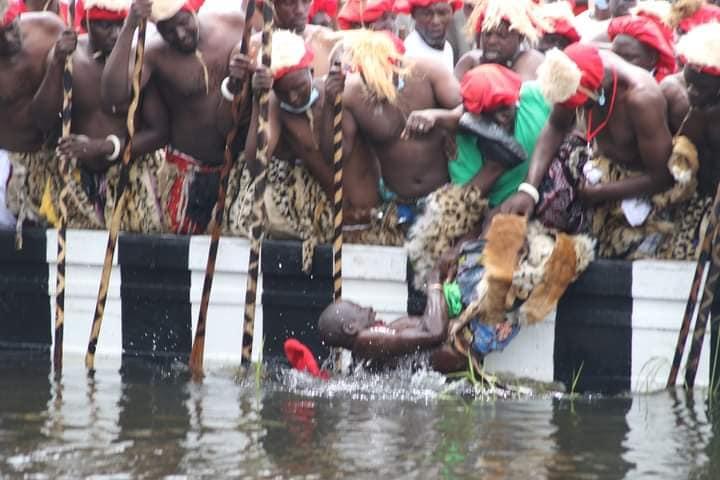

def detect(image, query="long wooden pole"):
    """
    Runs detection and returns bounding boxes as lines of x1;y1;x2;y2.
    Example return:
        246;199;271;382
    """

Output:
331;89;343;301
241;0;273;366
53;0;76;376
85;19;147;372
667;183;720;387
189;0;256;378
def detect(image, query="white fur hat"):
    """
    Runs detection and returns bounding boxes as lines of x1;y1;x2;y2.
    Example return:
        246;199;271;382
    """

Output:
676;22;720;74
84;0;130;10
537;47;581;104
271;30;314;79
151;0;190;22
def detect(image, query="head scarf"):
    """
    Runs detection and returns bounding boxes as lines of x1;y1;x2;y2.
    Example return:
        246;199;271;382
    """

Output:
461;64;522;114
537;43;604;108
393;0;461;15
271;30;315;80
608;15;677;81
1;0;25;27
676;21;720;76
337;0;393;30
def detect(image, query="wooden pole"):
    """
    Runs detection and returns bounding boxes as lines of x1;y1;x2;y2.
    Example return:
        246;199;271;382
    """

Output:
85;19;147;373
241;0;273;366
331;89;343;301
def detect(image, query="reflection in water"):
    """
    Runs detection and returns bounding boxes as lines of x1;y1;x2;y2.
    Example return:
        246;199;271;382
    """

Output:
2;353;720;478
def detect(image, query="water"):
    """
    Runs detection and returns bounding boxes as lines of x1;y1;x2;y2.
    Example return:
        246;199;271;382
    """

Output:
1;352;720;479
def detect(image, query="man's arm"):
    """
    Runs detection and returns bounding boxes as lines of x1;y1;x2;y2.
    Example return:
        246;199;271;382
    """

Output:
131;80;170;156
585;89;673;203
242;90;281;177
31;29;76;134
426;58;462;109
353;270;449;360
659;75;690;135
100;0;152;114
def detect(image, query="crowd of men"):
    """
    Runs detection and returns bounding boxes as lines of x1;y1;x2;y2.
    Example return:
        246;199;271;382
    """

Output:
2;0;720;262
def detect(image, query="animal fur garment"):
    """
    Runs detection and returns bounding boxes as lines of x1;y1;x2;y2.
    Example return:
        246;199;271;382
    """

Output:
406;184;488;290
669;0;704;28
480;214;527;325
652;135;699;208
537;48;582;104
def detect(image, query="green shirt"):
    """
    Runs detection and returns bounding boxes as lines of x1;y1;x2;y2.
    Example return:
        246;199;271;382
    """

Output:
448;82;551;207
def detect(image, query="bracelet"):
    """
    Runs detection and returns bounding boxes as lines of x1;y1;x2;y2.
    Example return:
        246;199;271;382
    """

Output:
517;182;540;205
106;134;121;162
428;283;443;292
221;76;236;102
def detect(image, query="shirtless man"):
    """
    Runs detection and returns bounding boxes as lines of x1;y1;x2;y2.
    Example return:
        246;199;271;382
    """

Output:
336;0;396;32
31;0;168;231
535;0;581;54
396;0;460;72
102;0;249;234
0;5;63;228
500;44;674;258
337;30;461;229
607;14;676;83
455;0;544;82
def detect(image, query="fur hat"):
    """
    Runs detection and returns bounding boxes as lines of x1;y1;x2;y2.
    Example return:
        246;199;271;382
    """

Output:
271;30;315;80
151;0;203;22
670;0;704;28
534;1;580;43
537;43;604;107
466;0;539;44
670;0;720;33
676;22;720;76
78;0;129;23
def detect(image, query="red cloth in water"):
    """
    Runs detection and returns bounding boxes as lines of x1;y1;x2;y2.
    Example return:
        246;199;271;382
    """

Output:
394;0;461;15
337;0;393;30
308;0;338;21
2;0;26;26
608;15;677;82
460;64;522;114
560;42;604;109
678;4;720;34
284;339;330;379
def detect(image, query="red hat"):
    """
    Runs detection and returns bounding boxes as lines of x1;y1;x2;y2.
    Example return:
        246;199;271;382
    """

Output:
76;0;129;24
337;0;393;30
608;15;677;82
308;0;338;21
460;64;522;115
271;30;315;80
535;1;581;44
1;0;26;27
678;4;720;33
284;339;330;380
393;0;461;15
538;43;605;108
676;22;720;77
151;0;205;22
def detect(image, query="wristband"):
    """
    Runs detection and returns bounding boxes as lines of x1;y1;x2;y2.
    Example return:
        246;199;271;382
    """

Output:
517;182;540;205
221;76;236;102
106;134;121;162
428;283;443;292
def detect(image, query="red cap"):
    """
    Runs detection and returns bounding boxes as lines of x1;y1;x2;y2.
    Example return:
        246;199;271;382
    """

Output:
678;4;720;34
461;64;522;115
337;0;393;30
75;0;128;25
608;15;677;82
284;339;330;380
308;0;338;21
393;0;461;15
561;43;605;109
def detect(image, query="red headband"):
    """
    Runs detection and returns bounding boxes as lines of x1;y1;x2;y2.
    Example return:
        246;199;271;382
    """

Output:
274;47;315;80
679;55;720;77
337;0;393;30
608;15;677;82
561;43;604;109
393;0;461;15
461;64;521;115
678;4;720;34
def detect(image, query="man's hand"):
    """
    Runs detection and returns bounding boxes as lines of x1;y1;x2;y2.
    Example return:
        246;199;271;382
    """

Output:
228;44;256;86
57;135;114;166
54;29;77;62
499;191;536;217
129;0;152;26
437;248;459;282
251;66;273;93
401;110;437;140
577;182;602;207
325;61;346;99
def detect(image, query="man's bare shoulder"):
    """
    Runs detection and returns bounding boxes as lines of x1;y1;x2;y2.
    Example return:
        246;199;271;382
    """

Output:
410;55;451;78
659;73;687;98
200;10;246;30
20;11;64;34
305;24;341;47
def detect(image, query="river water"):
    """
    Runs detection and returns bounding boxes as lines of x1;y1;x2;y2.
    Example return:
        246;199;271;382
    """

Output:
1;352;719;479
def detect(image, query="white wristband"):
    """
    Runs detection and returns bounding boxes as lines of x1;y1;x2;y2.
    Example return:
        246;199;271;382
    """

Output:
221;76;236;102
518;182;540;205
106;134;121;162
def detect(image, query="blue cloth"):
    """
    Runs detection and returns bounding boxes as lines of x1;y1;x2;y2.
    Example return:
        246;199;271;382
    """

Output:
378;178;427;226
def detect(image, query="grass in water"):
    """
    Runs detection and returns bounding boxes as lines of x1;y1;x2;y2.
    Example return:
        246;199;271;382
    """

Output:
570;361;584;397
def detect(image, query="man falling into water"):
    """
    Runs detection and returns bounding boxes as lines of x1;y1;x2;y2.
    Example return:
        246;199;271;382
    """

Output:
30;0;168;232
102;0;249;234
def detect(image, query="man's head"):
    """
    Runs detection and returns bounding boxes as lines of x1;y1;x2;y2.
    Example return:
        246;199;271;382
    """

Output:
608;15;676;81
271;30;315;110
411;2;453;49
461;64;521;133
0;0;23;56
676;22;720;109
79;0;128;58
275;0;312;33
152;0;203;53
467;0;538;64
24;0;58;12
609;0;636;18
535;1;580;54
537;43;606;109
337;0;396;32
611;34;656;71
318;300;377;349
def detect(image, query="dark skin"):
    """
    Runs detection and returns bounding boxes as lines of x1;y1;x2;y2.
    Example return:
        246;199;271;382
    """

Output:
347;12;397;32
250;0;338;77
339;56;462;201
537;33;573;54
609;0;636;18
0;13;63;153
659;72;690;135
454;21;544;82
102;0;248;166
31;19;168;172
411;3;453;50
671;66;720;196
24;0;59;13
611;34;657;73
500;51;673;217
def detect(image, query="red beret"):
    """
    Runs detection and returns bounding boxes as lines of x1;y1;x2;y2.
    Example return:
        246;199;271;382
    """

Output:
608;15;677;82
461;64;522;115
337;0;393;29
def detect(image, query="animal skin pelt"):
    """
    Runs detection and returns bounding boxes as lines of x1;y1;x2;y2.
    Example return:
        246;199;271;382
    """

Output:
406;183;488;290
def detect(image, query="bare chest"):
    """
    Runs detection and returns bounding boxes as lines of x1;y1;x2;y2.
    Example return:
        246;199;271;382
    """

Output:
0;56;43;107
154;46;230;99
